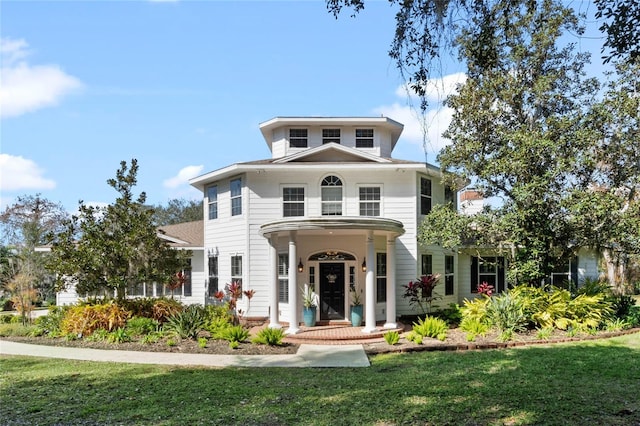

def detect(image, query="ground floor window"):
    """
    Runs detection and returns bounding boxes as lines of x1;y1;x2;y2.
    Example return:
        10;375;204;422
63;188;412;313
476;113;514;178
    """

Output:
208;256;218;297
231;255;243;297
376;252;387;303
445;255;454;296
278;254;289;303
550;257;578;288
471;256;506;293
421;254;433;276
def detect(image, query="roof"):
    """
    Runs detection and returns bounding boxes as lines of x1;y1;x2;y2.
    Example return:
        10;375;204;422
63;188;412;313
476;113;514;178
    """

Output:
157;220;204;248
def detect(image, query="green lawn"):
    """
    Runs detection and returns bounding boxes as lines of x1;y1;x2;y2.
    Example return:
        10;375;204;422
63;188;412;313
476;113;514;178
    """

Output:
2;333;639;425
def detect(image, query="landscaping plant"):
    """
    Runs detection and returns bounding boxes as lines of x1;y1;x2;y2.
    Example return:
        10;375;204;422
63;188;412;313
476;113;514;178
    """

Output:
163;304;207;340
383;330;400;345
252;327;285;346
412;315;448;341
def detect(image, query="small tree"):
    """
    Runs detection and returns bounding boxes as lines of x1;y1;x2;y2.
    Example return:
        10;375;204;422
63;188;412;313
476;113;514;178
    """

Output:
403;274;441;315
47;159;190;300
6;273;38;325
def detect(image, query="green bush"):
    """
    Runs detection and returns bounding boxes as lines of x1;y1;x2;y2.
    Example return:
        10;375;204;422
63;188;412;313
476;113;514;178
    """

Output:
460;297;491;324
0;323;37;336
0;314;13;324
625;306;640;327
107;328;132;343
126;316;160;336
459;317;489;341
383;330;400;345
486;292;528;336
412;316;448;341
163;305;207;340
437;303;463;326
252;327;285;346
33;306;68;337
85;328;110;342
61;302;131;337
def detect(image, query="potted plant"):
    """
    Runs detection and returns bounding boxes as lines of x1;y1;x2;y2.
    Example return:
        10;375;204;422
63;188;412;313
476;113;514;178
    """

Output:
350;289;363;327
301;285;317;327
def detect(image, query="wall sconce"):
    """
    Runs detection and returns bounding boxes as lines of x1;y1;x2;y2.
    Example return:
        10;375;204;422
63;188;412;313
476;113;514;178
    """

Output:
298;258;304;273
362;258;367;272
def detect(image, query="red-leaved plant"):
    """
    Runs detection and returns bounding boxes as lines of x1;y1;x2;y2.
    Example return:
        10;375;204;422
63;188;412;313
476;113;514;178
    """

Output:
477;282;495;297
402;274;441;314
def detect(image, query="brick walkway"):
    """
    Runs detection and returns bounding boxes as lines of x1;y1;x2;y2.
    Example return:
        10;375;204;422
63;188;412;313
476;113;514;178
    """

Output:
256;322;408;345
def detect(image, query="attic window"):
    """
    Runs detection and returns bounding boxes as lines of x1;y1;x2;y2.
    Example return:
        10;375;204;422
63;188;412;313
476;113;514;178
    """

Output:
289;129;308;148
355;129;374;148
322;129;341;144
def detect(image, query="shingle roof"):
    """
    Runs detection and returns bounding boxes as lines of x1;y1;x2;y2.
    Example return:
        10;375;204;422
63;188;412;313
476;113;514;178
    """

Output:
157;220;204;248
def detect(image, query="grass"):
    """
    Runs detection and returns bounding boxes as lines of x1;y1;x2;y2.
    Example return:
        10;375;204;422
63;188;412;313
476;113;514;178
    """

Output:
1;333;639;425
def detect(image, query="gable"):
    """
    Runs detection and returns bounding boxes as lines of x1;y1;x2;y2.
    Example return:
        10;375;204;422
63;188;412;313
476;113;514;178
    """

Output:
273;143;391;164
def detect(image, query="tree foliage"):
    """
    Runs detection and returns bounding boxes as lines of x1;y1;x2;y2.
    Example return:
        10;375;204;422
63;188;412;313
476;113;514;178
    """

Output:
594;0;640;64
47;159;190;299
151;198;202;226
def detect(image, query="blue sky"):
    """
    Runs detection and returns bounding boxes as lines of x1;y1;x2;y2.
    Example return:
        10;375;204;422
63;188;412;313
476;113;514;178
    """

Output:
1;0;607;213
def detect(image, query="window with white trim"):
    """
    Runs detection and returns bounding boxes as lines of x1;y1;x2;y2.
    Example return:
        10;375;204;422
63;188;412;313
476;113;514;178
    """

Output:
207;185;218;220
231;255;243;298
421;254;433;276
420;177;432;215
278;254;289;303
230;178;242;216
376;252;387;303
355;128;374;148
550;257;578;288
444;255;454;296
359;187;381;216
208;255;218;297
289;129;308;148
283;187;305;217
471;256;506;293
321;175;343;216
322;128;341;144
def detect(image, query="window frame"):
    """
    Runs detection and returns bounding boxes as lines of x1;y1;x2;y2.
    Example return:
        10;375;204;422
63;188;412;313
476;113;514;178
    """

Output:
322;128;341;144
355;128;374;148
421;254;433;276
358;186;381;217
289;128;308;148
376;252;387;303
278;253;289;303
231;255;243;298
321;175;343;216
283;186;305;217
444;255;454;296
230;177;242;217
207;185;218;220
208;255;219;297
420;177;432;215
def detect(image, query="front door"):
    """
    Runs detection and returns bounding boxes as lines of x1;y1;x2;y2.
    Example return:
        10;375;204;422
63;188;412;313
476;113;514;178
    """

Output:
319;263;345;320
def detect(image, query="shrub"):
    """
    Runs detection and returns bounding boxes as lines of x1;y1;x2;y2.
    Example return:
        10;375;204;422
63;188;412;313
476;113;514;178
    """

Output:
383;330;400;345
85;328;110;342
126;316;160;336
625;306;640;327
486;292;527;336
163;305;207;340
412;316;448;341
535;327;554;340
229;340;239;349
107;328;131;343
437;303;462;326
252;327;285;346
141;332;162;345
204;305;234;337
0;323;36;336
219;325;250;343
152;298;184;323
198;337;208;348
459;317;489;341
61;302;131;337
461;297;491;324
33;306;68;337
0;314;13;323
610;295;637;320
604;318;629;332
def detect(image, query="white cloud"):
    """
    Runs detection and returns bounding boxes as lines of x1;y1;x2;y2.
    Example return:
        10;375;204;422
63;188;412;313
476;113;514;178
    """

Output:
0;37;83;119
0;154;56;191
375;72;467;159
163;165;204;189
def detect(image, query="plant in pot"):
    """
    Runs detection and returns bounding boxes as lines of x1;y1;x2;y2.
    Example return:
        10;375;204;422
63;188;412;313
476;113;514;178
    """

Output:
350;289;363;327
301;285;317;327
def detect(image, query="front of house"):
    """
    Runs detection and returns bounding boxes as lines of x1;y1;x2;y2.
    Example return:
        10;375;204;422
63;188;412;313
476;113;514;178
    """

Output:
56;115;601;333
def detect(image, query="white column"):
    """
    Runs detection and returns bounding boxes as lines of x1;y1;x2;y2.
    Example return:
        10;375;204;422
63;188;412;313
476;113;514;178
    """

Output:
267;236;281;329
286;231;300;334
363;230;377;333
384;236;397;329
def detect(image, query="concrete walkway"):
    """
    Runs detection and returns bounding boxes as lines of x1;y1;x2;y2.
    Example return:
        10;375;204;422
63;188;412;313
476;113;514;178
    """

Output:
0;340;370;368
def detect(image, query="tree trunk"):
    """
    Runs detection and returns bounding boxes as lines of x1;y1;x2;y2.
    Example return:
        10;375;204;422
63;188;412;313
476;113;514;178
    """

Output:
601;248;628;295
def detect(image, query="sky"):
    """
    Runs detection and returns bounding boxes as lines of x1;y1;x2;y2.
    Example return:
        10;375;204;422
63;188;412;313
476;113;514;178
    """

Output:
0;0;608;213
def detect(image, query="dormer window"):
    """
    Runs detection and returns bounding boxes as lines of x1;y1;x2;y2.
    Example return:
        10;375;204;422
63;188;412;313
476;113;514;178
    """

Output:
289;129;308;148
322;129;341;144
355;128;374;148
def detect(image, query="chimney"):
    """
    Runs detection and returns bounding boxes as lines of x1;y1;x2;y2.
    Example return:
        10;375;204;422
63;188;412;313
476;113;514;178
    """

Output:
460;188;485;215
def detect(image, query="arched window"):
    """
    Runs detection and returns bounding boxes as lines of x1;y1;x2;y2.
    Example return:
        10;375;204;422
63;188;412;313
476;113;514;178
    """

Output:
321;175;343;216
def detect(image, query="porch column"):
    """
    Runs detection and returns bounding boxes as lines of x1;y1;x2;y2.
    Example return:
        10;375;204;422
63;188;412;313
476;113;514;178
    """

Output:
286;231;300;334
363;230;377;333
267;236;281;329
384;236;397;329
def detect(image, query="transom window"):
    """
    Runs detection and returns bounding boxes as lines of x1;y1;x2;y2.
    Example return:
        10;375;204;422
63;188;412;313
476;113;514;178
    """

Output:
321;175;343;216
355;128;374;148
359;187;380;216
283;187;305;217
207;185;218;220
420;177;432;215
322;128;341;144
289;129;308;148
230;178;242;216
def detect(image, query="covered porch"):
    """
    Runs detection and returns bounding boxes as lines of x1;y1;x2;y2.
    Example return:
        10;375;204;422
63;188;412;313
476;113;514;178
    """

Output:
259;217;405;335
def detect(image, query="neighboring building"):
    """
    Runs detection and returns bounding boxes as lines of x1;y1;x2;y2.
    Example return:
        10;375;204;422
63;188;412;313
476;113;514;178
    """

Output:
57;116;601;333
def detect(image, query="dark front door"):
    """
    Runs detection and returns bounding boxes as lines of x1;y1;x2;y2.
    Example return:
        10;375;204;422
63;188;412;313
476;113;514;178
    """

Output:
319;263;345;320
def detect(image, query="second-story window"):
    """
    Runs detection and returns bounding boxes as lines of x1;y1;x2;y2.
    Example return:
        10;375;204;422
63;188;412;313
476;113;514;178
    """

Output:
420;177;432;215
283;187;305;217
207;185;218;220
445;186;457;209
321;175;343;216
289;129;308;148
355;128;374;148
322;128;341;144
359;187;380;216
230;178;242;216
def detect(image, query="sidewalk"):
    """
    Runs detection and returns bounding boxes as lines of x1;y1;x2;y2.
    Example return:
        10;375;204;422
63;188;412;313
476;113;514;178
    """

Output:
0;340;370;368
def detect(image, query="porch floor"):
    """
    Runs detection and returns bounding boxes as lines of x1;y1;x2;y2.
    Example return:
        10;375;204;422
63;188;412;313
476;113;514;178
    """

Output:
256;321;408;345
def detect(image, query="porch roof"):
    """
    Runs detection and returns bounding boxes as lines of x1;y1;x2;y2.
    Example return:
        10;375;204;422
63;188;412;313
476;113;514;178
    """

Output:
259;216;405;238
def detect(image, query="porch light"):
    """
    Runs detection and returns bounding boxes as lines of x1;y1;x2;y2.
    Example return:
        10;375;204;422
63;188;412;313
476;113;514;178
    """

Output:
298;258;304;273
362;258;367;272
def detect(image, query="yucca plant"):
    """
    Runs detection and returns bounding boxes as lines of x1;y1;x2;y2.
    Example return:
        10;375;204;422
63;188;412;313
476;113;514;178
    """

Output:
163;305;207;340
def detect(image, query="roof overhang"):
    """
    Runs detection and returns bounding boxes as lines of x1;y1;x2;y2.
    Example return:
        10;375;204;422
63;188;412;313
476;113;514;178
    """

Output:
259;216;406;238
